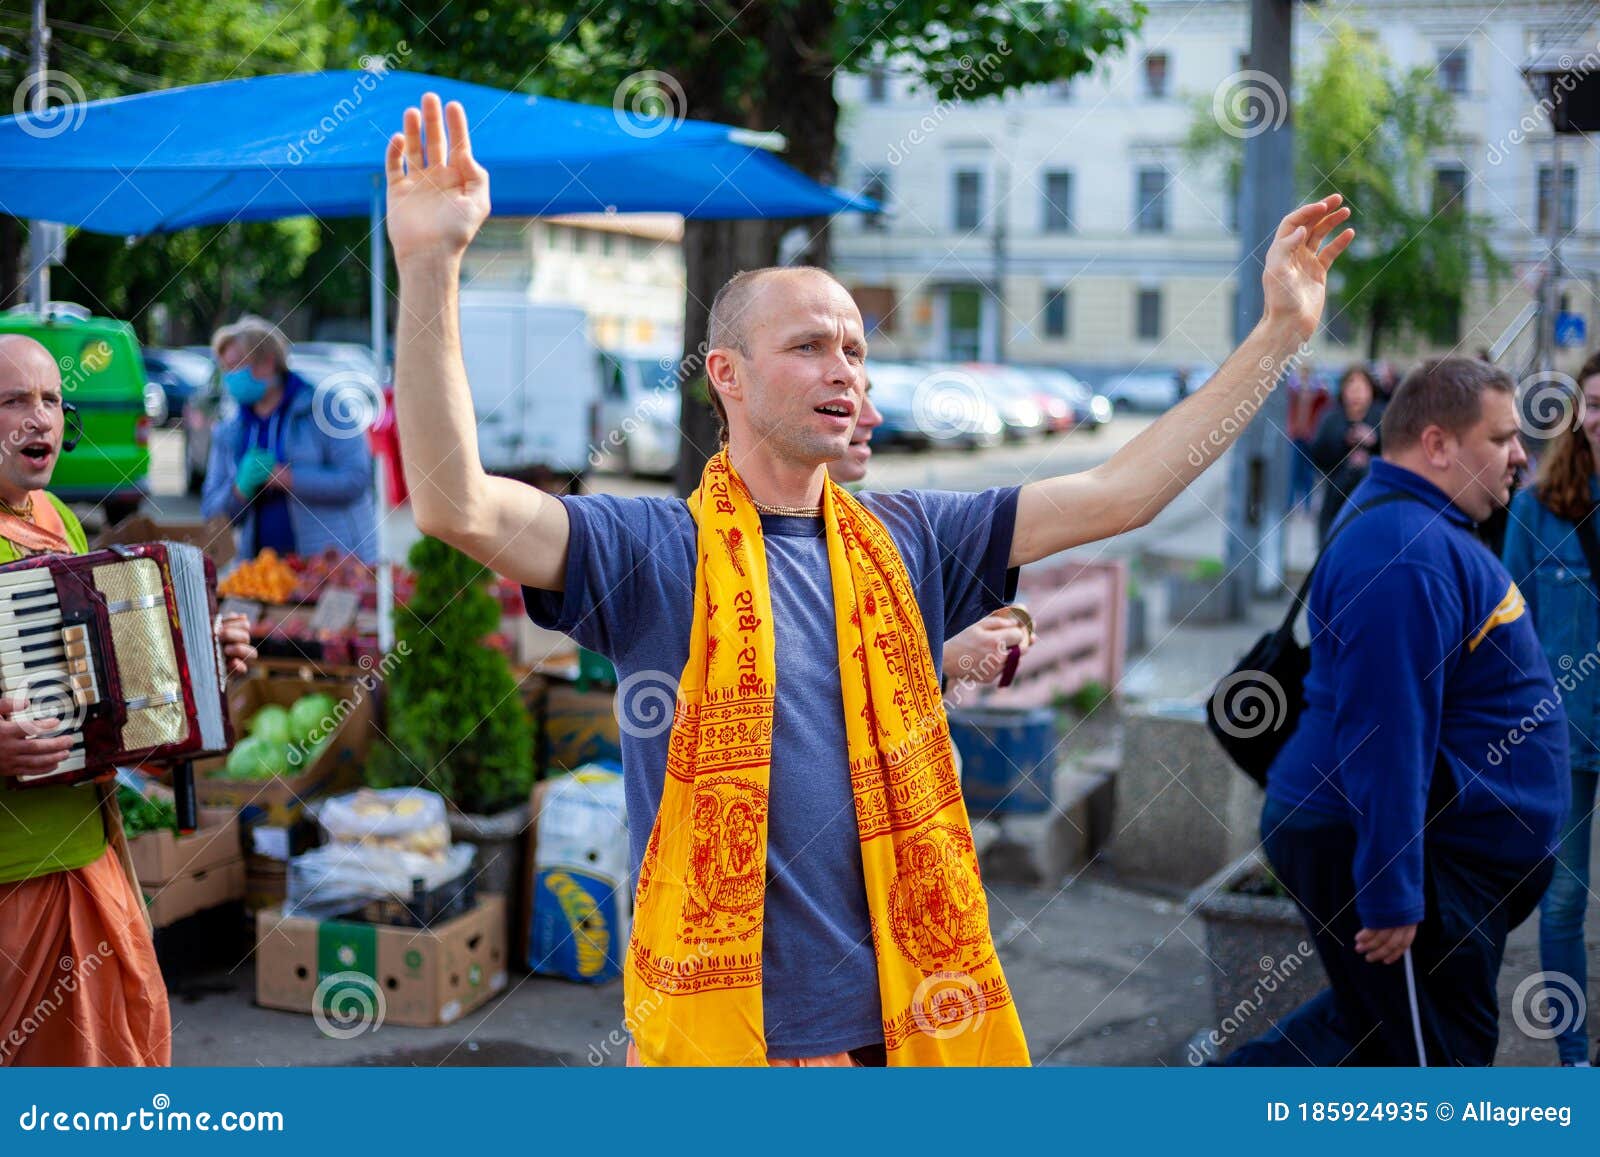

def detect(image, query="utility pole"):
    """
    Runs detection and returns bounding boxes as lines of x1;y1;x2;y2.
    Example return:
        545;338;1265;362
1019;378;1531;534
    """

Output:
1224;0;1297;613
27;0;50;314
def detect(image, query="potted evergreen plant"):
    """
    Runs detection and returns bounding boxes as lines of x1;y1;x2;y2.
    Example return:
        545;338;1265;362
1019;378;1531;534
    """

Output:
367;536;537;904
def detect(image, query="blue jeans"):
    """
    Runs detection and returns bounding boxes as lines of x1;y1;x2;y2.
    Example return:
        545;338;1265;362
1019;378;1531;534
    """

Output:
1540;765;1598;1064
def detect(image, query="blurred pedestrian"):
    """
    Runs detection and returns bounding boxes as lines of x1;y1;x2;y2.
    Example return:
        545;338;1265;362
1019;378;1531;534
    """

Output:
1309;365;1380;545
201;316;378;564
1499;347;1600;1067
1229;357;1567;1067
1286;364;1330;513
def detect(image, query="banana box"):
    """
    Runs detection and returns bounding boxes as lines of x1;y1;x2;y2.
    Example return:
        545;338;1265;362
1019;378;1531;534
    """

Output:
527;767;629;983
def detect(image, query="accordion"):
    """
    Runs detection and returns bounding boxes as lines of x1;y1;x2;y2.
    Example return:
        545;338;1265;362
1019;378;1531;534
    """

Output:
0;542;234;790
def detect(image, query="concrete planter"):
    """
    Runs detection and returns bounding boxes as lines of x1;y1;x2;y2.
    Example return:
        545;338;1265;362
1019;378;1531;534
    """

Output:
1184;851;1324;1062
1164;571;1238;626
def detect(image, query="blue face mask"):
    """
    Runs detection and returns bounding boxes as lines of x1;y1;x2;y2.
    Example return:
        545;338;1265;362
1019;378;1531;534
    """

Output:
223;366;269;405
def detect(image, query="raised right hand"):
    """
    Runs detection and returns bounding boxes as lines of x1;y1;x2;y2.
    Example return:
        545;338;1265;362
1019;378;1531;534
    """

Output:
0;695;74;780
385;92;491;265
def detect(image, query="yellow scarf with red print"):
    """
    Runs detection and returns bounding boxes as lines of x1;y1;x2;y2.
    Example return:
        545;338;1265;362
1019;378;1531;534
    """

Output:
624;449;1029;1066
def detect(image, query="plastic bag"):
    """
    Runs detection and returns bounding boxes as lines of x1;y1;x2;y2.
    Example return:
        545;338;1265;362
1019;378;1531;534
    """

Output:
313;787;450;858
285;841;475;921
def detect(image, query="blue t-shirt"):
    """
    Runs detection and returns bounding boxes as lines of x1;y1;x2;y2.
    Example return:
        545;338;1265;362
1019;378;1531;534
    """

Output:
524;486;1019;1057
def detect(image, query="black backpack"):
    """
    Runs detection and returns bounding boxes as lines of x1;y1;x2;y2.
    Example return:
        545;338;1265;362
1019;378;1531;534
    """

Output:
1206;491;1420;785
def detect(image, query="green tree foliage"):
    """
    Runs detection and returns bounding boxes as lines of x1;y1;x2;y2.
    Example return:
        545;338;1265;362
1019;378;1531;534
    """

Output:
365;535;535;816
0;0;363;339
1186;23;1504;358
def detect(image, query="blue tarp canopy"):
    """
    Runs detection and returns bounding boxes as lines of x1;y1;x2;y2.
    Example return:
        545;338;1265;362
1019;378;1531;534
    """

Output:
0;69;873;233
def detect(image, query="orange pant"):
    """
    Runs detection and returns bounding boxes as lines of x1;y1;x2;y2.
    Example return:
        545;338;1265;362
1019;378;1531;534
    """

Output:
0;847;170;1066
625;1041;859;1067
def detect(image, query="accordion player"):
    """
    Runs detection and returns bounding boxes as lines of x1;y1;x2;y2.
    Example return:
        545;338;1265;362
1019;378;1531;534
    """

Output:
0;541;234;789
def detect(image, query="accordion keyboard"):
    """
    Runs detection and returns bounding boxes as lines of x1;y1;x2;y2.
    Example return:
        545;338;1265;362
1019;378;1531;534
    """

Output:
0;567;99;776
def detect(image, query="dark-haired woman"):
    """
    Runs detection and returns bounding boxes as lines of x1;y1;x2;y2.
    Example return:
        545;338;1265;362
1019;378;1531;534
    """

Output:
1309;366;1380;546
1500;349;1600;1067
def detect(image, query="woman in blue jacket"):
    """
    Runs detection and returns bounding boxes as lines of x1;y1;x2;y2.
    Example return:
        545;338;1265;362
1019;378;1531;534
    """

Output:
1501;348;1600;1067
200;316;378;564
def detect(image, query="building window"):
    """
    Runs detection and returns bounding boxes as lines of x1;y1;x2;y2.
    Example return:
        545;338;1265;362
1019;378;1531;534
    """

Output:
1134;166;1169;233
1143;52;1170;98
1432;165;1468;215
853;285;898;336
1042;171;1073;233
861;169;890;231
953;169;983;231
600;232;616;256
866;65;887;104
1437;47;1469;96
545;226;562;251
1136;288;1162;340
1043;287;1069;339
1537;164;1577;233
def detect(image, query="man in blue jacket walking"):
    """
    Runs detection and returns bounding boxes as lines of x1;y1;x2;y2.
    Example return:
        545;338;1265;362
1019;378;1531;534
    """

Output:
1230;357;1569;1066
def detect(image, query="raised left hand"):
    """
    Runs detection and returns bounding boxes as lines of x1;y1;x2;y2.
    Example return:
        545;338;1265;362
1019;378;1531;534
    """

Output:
214;612;257;678
1261;194;1355;343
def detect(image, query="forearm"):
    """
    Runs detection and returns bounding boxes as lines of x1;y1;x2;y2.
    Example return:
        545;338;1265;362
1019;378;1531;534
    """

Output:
1101;319;1302;512
393;255;495;542
1011;319;1302;562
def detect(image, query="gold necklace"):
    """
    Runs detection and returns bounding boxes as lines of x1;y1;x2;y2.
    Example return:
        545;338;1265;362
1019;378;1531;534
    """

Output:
0;494;34;521
752;498;822;517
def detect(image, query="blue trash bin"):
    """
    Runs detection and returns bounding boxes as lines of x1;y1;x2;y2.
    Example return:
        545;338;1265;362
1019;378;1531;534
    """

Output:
948;706;1056;816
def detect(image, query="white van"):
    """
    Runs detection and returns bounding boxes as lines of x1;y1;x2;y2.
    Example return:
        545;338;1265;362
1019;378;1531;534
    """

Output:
457;292;602;481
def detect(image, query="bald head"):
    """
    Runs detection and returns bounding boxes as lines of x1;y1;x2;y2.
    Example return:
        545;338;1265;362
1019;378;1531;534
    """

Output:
708;267;848;358
0;334;61;393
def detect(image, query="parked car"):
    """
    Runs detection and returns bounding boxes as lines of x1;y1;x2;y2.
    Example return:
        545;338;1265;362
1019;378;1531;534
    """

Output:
597;349;681;477
0;305;150;523
142;346;213;425
1101;364;1217;413
874;362;1004;450
963;363;1047;440
293;341;387;383
1022;366;1112;432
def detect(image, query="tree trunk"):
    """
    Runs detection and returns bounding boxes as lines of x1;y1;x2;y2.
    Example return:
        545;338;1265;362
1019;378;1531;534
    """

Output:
670;0;842;495
0;217;19;309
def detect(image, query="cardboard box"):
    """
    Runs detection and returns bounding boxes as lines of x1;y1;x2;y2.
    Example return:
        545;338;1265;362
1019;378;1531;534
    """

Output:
143;857;246;928
195;670;376;824
254;894;508;1027
543;684;621;771
91;514;237;570
128;807;241;885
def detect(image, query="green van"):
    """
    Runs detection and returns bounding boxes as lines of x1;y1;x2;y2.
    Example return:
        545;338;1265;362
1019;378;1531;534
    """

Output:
0;308;150;523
